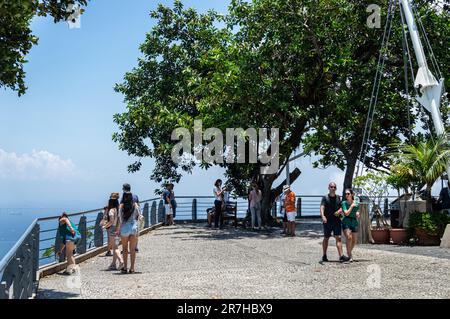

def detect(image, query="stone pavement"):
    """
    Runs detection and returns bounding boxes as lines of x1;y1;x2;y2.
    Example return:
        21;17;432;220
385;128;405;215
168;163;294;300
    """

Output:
37;221;450;299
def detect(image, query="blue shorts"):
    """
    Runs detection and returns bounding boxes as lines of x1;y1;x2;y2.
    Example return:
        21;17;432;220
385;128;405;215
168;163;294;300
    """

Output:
62;234;80;245
120;220;138;237
323;222;342;237
342;222;359;233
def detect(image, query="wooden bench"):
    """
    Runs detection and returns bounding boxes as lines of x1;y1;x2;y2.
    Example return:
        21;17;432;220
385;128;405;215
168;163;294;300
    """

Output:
207;201;238;228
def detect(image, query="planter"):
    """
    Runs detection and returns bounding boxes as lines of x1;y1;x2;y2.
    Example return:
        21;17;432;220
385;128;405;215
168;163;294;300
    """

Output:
415;228;441;246
390;228;407;245
371;228;390;244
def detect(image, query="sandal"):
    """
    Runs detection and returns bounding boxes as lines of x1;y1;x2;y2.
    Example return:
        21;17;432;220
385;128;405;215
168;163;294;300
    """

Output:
129;269;135;274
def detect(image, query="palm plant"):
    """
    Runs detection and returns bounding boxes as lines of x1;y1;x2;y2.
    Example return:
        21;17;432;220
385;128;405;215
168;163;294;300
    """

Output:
390;134;450;213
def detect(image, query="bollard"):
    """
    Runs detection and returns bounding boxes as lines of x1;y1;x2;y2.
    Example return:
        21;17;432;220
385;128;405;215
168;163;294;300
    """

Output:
143;203;149;228
94;212;104;248
77;216;87;254
296;197;302;218
192;199;197;222
151;201;157;225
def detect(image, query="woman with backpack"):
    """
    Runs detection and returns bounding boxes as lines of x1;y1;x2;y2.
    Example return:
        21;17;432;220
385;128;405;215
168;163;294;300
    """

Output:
102;197;124;270
117;192;141;274
57;213;81;275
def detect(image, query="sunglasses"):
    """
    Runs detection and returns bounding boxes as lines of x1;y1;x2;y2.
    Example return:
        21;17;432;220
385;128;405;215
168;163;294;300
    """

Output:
345;193;351;196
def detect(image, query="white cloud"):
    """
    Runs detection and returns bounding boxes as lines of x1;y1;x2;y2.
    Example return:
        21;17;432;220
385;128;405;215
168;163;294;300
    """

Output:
0;149;76;181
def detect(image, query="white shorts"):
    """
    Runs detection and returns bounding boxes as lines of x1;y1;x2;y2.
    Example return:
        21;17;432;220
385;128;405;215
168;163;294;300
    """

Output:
165;204;173;216
286;212;296;222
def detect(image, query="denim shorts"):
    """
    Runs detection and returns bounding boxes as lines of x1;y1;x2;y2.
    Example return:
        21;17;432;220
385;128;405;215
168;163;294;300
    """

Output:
323;222;342;237
120;220;138;237
63;234;80;245
342;218;359;233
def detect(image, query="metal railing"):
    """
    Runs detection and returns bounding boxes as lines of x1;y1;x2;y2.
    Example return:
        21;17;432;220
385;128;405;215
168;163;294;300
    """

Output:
0;194;398;299
0;220;39;299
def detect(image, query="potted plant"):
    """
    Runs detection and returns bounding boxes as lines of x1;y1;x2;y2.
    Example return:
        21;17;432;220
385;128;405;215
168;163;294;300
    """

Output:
407;211;450;246
354;171;391;244
386;165;412;244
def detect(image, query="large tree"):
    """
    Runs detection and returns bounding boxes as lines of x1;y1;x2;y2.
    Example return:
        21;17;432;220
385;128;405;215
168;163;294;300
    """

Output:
0;0;88;95
114;0;436;223
302;0;450;191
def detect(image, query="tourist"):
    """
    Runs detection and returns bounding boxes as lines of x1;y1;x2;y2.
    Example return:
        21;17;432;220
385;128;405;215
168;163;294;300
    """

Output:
121;183;140;252
275;191;288;235
249;183;263;230
117;192;140;274
102;196;124;270
169;183;177;224
213;179;226;229
283;185;297;236
57;213;81;275
163;183;174;226
338;188;360;262
103;192;119;257
320;182;348;263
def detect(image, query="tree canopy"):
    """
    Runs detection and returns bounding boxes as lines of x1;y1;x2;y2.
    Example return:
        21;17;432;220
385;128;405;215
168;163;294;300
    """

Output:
114;0;449;222
0;0;88;95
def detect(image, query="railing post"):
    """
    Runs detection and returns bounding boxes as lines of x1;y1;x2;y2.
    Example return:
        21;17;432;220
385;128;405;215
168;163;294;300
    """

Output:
297;197;302;218
151;201;157;225
77;216;87;254
158;200;164;224
94;212;104;248
0;282;7;299
54;227;65;263
192;199;197;222
32;224;39;282
143;203;149;228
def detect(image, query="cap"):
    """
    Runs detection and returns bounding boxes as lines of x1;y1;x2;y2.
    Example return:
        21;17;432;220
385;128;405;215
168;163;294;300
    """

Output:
282;185;290;193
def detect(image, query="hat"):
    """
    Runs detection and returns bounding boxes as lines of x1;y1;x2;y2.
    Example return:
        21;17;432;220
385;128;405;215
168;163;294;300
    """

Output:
122;183;131;192
110;192;120;200
283;185;290;193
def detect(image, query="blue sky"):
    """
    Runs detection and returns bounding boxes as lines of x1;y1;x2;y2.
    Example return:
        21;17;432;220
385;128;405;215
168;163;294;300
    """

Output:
0;0;405;209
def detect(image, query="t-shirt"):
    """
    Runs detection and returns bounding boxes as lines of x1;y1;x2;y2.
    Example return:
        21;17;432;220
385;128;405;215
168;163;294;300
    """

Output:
108;208;118;227
162;189;171;204
341;200;359;219
284;191;296;213
249;189;262;207
120;192;139;205
213;186;222;201
321;195;341;224
119;204;139;224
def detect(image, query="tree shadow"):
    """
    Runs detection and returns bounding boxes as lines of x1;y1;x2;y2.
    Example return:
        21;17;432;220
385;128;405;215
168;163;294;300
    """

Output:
36;288;80;299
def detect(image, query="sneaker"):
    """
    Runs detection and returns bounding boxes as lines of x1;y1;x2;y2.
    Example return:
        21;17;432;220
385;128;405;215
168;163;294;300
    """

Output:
349;256;354;263
322;255;329;262
339;255;350;263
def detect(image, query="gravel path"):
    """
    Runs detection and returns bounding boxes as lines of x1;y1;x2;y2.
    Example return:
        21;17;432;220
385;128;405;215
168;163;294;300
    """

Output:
37;222;450;299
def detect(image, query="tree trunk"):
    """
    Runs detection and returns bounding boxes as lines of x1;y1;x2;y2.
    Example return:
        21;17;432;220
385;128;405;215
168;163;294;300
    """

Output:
343;156;357;193
259;168;302;226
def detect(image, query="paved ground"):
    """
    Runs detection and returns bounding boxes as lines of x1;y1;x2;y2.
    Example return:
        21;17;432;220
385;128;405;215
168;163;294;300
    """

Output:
37;221;450;299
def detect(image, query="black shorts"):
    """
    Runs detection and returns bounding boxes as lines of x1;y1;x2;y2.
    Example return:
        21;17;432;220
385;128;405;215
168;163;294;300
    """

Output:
323;222;342;238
